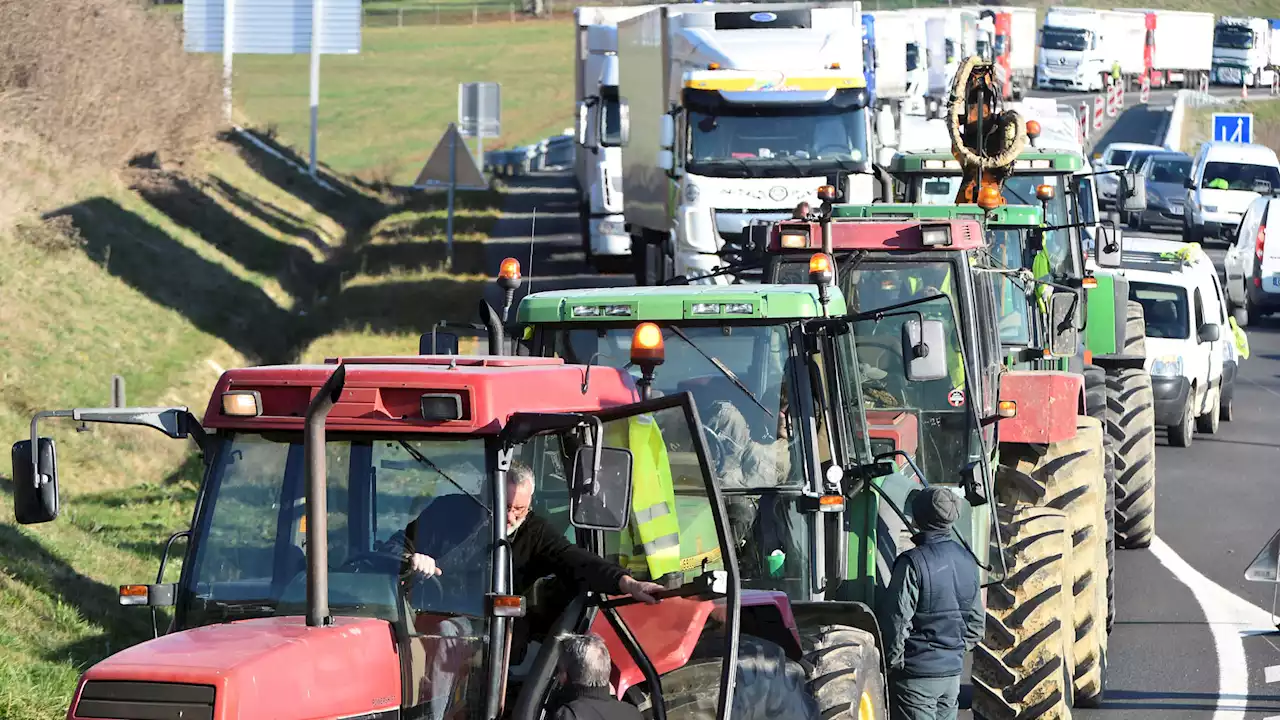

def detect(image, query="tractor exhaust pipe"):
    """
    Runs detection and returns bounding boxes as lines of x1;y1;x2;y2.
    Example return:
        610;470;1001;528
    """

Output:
305;364;346;628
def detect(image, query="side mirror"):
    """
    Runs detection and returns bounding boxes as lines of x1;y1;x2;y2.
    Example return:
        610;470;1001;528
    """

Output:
617;98;631;148
657;150;675;173
11;438;59;525
1095;224;1123;268
1198;322;1221;343
1253;179;1273;195
1120;171;1147;213
1049;292;1080;357
960;461;987;507
569;446;634;532
419;330;460;355
1245;527;1280;583
576;101;589;147
1184;176;1196;190
659;114;675;150
901;318;949;382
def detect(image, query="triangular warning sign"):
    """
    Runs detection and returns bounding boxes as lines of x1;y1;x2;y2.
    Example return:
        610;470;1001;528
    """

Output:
413;123;487;190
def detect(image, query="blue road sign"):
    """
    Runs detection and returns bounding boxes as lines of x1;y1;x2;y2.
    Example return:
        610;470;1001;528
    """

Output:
1212;113;1254;144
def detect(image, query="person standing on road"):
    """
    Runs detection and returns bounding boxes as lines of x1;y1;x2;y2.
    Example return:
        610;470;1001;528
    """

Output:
878;486;984;720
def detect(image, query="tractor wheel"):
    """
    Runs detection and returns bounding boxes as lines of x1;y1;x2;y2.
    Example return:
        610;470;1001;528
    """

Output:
1084;365;1117;635
972;505;1073;720
799;625;887;720
1123;300;1147;356
996;417;1108;708
639;635;819;720
1107;366;1157;549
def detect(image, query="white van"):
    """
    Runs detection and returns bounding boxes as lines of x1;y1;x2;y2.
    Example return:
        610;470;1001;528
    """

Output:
1223;193;1280;325
1183;141;1280;243
1123;238;1232;446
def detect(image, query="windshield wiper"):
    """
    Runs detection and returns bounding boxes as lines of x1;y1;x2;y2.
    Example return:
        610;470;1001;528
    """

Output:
396;440;492;513
204;599;277;621
666;326;773;418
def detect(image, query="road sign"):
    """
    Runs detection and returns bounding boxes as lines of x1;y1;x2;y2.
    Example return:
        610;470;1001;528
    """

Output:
1094;95;1105;130
1213;113;1254;143
1140;75;1151;104
459;82;501;138
414;123;489;270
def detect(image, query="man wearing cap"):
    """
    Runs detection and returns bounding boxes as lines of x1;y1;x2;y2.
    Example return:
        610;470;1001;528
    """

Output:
878;486;984;720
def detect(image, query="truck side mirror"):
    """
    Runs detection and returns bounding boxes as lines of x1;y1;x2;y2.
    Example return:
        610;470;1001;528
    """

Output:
1095;224;1123;268
1183;176;1195;190
657;150;675;173
1198;322;1220;343
569;446;633;532
901;318;948;382
617;98;631;148
11;437;59;525
659;114;675;151
576;101;589;147
1049;293;1080;357
1120;170;1147;213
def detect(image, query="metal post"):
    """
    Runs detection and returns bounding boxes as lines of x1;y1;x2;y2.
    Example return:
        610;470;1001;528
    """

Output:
304;364;346;628
309;0;323;177
398;7;403;27
222;0;235;123
111;376;125;408
435;5;440;24
447;130;457;270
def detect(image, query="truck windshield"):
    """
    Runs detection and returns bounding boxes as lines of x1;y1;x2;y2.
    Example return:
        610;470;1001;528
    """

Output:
601;89;623;146
1214;25;1254;50
687;106;869;178
186;433;493;629
1202;161;1280;192
1041;27;1089;52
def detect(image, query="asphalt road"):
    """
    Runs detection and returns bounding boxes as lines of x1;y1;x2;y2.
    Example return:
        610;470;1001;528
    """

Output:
481;93;1280;717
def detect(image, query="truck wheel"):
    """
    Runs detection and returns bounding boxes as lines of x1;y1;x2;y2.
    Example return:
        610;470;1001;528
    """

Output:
1107;367;1158;549
1123;300;1147;356
972;505;1072;720
638;635;819;720
800;625;886;720
1196;387;1221;434
1168;389;1195;448
1084;365;1116;635
996;417;1108;708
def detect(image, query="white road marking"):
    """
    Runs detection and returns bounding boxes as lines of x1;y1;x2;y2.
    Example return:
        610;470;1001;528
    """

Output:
206;359;226;376
1267;665;1280;684
1149;536;1276;719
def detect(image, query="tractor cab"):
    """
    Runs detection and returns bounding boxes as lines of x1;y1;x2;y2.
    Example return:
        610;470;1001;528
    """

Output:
10;357;745;720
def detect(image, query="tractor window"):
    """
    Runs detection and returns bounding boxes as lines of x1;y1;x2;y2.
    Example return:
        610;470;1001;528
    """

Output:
1004;175;1074;278
988;228;1032;345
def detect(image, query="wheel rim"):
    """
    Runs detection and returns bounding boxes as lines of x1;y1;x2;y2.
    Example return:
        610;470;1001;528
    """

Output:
858;690;876;720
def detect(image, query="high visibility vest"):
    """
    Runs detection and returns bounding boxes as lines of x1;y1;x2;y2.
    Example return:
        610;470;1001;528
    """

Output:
1229;316;1251;359
603;416;684;585
1032;248;1052;314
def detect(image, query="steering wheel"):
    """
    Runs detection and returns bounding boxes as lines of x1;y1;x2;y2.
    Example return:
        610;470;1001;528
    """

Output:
336;549;403;574
858;336;905;382
406;570;446;610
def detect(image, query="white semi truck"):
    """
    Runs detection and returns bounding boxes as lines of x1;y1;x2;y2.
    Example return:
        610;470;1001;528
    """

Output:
1212;16;1280;88
1036;8;1114;92
1115;8;1214;89
616;2;875;285
913;8;978;115
573;5;657;273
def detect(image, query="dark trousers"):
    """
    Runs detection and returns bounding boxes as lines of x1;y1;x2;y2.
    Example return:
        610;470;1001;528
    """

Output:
888;674;961;720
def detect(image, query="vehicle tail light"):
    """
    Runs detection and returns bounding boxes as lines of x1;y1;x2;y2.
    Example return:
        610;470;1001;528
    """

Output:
1256;224;1267;261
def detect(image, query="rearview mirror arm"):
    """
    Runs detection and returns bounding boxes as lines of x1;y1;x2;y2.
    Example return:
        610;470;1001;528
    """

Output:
29;407;208;485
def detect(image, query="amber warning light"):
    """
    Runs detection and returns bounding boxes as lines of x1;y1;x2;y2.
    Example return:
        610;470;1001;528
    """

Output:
498;258;522;290
977;186;1002;211
1025;120;1041;140
1036;184;1055;201
631;323;665;366
998;400;1017;419
809;253;833;286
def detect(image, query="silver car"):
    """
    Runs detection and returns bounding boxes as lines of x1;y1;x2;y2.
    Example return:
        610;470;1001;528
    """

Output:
1127;152;1194;233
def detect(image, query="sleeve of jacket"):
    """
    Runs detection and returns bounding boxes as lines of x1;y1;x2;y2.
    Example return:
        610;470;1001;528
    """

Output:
877;554;919;672
524;515;628;595
962;563;986;651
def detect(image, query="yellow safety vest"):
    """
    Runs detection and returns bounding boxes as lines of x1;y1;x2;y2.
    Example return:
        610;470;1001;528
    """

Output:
603;416;684;585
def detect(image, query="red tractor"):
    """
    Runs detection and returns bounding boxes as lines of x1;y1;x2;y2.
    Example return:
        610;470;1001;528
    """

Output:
11;354;817;720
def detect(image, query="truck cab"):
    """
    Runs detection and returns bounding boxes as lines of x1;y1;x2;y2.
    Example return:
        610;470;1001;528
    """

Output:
1036;8;1109;92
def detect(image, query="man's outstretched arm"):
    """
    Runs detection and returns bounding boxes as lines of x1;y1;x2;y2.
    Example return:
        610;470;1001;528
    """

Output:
524;514;664;604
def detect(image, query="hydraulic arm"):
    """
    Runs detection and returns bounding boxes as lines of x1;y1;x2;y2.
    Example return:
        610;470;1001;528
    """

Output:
947;56;1027;206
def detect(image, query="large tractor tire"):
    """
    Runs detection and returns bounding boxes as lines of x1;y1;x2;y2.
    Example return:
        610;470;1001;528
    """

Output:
995;417;1108;708
800;625;887;720
1123;300;1147;356
639;635;819;720
1106;366;1157;549
1083;364;1117;634
972;505;1073;720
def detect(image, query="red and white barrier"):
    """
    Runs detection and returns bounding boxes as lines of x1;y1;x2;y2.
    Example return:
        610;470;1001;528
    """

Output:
1079;101;1090;142
1106;83;1119;118
1140;75;1151;104
1094;94;1105;130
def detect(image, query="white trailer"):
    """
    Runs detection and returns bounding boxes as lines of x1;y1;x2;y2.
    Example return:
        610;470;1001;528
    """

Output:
1100;10;1147;84
1212;16;1279;88
911;8;978;111
617;2;875;285
868;10;913;102
1115;8;1214;88
573;6;658;272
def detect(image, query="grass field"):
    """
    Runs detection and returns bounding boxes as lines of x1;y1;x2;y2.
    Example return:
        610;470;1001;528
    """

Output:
233;20;575;185
1183;97;1280;154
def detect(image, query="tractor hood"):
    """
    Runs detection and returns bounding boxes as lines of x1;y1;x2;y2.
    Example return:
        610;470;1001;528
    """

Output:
68;617;402;720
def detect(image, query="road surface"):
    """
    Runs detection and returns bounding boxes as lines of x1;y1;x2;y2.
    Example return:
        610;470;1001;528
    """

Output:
482;90;1280;717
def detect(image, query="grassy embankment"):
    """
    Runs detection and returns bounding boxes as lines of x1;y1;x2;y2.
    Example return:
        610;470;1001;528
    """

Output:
1183;97;1280;153
0;8;571;719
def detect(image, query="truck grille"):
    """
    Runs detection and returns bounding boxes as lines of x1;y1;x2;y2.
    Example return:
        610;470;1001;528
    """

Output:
75;681;215;720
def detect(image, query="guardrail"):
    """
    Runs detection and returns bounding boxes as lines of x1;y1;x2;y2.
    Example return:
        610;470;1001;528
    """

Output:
483;131;575;177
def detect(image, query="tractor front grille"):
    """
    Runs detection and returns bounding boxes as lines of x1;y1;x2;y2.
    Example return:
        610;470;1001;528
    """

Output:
75;680;215;720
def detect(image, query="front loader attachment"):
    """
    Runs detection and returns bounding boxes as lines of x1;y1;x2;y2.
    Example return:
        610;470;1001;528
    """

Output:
946;56;1027;206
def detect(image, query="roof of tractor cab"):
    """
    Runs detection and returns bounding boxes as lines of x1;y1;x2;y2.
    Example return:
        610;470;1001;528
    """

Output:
202;355;639;434
889;148;1083;173
830;203;1044;226
516;284;847;323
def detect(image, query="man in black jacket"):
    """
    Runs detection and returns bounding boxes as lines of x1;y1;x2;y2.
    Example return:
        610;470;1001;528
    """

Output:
878;486;984;720
548;633;643;720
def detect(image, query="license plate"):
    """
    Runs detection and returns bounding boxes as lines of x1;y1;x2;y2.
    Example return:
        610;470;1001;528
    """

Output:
1267;275;1280;291
1169;205;1184;215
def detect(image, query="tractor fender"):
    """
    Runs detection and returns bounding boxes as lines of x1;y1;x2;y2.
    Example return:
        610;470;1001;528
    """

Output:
997;370;1084;445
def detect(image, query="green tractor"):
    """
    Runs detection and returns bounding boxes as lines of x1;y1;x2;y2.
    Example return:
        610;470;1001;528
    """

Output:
887;146;1158;558
758;202;1110;719
508;281;1002;720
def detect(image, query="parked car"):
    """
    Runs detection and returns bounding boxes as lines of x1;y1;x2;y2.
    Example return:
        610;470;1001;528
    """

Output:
1183;141;1280;244
1223;193;1280;326
1096;142;1164;208
1127;151;1193;232
1124;237;1235;446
